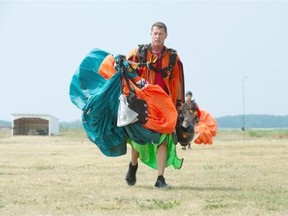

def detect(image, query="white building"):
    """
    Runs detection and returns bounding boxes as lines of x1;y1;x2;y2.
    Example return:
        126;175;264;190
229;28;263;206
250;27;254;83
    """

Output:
11;114;59;136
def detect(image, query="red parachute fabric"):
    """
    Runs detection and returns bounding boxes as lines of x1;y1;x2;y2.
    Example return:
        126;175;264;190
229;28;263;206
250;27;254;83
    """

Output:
194;110;217;145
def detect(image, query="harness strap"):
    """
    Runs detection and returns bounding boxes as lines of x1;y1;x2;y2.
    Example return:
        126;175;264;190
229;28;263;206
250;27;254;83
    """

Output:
137;44;177;78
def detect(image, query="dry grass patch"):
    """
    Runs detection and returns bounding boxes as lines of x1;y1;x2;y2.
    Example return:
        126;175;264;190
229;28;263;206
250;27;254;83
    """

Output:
0;130;288;215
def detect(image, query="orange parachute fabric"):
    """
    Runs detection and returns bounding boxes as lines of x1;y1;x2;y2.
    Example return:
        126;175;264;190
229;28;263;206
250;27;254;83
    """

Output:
126;83;177;134
127;46;185;106
194;110;217;145
98;54;177;134
98;54;116;79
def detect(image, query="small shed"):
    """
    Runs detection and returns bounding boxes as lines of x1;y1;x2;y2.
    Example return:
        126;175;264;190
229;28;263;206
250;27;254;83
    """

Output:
12;114;59;136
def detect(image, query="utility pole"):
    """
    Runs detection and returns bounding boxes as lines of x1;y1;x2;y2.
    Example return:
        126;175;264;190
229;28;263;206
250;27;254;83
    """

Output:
242;76;247;141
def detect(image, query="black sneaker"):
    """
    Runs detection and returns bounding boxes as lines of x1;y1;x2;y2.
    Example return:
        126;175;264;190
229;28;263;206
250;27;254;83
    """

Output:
125;162;138;186
154;175;170;189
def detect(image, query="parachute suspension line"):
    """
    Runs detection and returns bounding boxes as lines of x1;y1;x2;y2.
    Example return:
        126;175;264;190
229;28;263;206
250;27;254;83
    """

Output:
126;54;158;84
126;53;158;70
146;54;157;83
116;55;134;97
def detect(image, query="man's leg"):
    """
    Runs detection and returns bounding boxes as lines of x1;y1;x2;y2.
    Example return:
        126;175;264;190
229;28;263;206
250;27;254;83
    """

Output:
157;141;167;176
155;140;170;188
131;147;139;166
125;146;139;186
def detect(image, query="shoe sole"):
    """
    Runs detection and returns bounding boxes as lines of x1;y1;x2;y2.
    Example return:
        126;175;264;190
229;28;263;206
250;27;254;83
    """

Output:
154;185;172;189
126;181;136;186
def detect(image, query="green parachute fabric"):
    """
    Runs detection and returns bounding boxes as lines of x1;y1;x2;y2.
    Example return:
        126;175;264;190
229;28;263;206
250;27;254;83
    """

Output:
129;133;183;169
69;48;183;169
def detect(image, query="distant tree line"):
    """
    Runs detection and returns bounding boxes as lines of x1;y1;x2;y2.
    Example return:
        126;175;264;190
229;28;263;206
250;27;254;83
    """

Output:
216;114;288;129
60;120;83;129
1;115;288;129
0;120;11;128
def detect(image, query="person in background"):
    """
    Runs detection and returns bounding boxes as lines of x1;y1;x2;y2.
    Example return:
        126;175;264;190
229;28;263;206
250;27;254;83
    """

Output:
181;91;201;150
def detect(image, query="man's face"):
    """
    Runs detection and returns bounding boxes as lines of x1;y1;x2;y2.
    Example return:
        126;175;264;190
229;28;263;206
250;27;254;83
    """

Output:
186;95;192;101
151;26;167;47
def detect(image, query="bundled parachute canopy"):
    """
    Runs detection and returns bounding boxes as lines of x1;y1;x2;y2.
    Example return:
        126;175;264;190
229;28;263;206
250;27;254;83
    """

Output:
69;48;178;157
70;49;127;156
194;110;217;145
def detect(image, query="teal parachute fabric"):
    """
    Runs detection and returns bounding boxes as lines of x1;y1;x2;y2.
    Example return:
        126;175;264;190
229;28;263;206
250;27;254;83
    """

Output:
69;49;161;156
70;49;109;111
81;70;126;156
125;123;160;144
70;49;126;156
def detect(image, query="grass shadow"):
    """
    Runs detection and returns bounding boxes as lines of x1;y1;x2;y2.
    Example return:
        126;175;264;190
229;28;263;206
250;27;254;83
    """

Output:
173;185;240;191
134;185;240;192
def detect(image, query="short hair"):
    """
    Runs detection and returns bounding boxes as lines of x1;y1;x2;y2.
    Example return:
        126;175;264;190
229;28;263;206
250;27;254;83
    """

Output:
186;91;193;97
151;22;167;34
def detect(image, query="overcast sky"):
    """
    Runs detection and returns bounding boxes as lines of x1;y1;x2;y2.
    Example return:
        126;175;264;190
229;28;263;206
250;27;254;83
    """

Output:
1;0;287;121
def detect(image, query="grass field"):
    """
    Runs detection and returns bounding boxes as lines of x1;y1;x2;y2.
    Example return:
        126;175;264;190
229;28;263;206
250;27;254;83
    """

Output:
0;129;288;216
